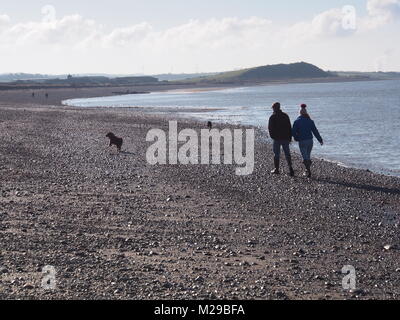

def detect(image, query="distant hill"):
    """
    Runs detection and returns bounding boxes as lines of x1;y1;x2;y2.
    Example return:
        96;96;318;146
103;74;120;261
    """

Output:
1;65;399;89
182;62;337;84
0;64;333;84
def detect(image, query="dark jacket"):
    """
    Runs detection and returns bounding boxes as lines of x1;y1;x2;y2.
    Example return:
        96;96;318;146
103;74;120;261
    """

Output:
268;110;292;141
292;115;323;143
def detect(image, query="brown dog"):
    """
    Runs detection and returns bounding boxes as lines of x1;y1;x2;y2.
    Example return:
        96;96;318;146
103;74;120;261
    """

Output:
106;132;123;152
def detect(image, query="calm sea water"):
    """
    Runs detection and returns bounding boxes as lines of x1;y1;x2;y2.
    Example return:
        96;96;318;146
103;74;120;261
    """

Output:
64;80;400;177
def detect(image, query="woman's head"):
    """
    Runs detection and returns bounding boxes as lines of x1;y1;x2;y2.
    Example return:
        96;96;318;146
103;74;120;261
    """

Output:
300;104;309;117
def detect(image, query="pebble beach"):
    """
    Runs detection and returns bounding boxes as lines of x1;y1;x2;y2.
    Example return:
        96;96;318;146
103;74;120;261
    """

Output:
0;88;400;300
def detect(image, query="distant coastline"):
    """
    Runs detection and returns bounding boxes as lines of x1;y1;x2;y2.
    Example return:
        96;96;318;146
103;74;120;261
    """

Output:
60;78;400;178
0;76;396;110
1;61;399;93
0;75;389;97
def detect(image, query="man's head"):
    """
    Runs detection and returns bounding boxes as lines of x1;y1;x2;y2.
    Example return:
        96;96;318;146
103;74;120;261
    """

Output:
272;102;281;112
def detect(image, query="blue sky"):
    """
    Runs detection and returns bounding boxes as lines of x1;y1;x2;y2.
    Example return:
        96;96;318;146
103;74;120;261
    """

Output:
0;0;399;74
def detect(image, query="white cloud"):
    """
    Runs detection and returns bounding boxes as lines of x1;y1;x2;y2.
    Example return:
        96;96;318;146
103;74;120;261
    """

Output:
0;14;10;23
0;14;101;47
149;17;273;51
0;3;395;50
0;14;273;54
102;22;152;47
283;1;400;45
311;9;355;37
0;1;399;73
363;0;400;28
0;14;10;30
367;0;400;18
283;8;356;46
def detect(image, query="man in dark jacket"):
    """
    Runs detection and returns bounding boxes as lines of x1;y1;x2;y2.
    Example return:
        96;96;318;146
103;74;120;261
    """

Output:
268;102;294;176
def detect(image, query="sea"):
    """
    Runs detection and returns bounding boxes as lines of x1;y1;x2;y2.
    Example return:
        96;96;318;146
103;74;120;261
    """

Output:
63;79;400;177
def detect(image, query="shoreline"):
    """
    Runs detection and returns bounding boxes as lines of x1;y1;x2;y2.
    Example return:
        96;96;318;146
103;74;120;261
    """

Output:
3;79;400;179
158;110;400;180
0;77;392;108
59;101;400;180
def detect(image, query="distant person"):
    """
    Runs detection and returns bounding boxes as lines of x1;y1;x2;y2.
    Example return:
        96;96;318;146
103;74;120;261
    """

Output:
45;93;49;99
292;104;324;178
32;92;35;98
268;102;295;176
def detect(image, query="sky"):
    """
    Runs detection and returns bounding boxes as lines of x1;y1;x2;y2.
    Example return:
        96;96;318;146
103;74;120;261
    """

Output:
0;0;399;74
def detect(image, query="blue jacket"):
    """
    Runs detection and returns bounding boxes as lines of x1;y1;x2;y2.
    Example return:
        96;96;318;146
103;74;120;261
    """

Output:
292;116;323;143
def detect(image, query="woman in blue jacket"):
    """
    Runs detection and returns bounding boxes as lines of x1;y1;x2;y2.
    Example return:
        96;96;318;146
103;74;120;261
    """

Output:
292;104;324;178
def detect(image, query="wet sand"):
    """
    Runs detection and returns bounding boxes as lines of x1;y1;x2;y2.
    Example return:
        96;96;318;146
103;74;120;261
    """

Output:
0;89;400;300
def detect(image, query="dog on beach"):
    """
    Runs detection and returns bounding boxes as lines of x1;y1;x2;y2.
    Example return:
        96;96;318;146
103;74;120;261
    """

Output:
106;132;123;152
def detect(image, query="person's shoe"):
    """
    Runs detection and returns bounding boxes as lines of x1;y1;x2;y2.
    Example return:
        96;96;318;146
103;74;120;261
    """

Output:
271;159;280;174
286;158;295;177
303;160;312;178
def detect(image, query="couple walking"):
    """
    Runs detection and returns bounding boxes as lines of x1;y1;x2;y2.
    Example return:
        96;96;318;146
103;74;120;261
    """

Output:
268;102;323;178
